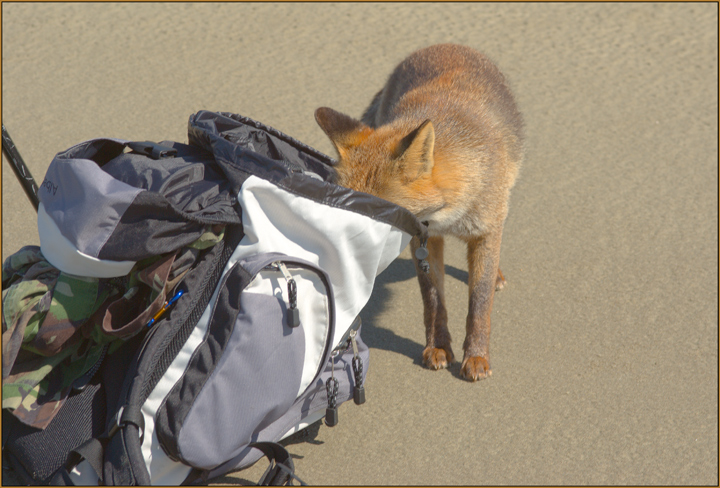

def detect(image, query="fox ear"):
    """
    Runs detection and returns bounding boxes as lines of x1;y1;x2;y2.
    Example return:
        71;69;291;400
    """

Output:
394;120;435;180
315;107;365;159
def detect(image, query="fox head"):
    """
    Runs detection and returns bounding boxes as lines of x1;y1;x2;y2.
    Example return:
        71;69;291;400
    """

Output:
315;107;443;218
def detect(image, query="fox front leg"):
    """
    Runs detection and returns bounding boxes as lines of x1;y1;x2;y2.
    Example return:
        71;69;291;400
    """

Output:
411;236;455;369
461;232;503;381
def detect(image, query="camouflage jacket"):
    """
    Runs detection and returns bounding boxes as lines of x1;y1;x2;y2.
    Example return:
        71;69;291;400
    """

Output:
2;228;223;429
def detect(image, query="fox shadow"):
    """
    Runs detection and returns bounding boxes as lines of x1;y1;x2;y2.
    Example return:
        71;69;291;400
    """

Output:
359;256;469;373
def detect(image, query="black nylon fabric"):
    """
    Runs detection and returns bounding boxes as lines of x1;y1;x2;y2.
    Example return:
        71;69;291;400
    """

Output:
96;141;241;262
101;141;237;219
189;111;336;181
98;191;217;261
102;427;138;485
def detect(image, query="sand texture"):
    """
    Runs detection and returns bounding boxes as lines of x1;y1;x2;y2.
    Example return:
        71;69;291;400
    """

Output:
2;3;717;485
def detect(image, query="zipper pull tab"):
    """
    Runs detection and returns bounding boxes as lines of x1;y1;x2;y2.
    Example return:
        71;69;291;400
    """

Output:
349;330;366;405
325;352;339;427
415;238;430;273
276;262;300;328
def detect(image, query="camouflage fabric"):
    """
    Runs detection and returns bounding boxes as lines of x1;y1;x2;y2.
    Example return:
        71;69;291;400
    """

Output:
2;225;225;429
188;225;225;250
1;246;116;428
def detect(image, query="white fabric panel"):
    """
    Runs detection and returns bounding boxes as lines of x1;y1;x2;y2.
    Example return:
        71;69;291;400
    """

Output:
233;176;411;347
37;203;137;278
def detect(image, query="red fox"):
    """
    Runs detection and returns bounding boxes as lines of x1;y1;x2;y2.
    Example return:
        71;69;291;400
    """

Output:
315;44;523;381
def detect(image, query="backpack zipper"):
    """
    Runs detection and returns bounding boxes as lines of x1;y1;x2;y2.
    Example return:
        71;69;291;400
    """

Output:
274;261;300;328
331;315;362;355
323;316;366;427
263;258;335;398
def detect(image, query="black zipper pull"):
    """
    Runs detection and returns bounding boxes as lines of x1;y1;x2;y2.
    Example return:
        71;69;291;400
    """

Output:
276;262;300;328
325;352;339;427
349;329;366;405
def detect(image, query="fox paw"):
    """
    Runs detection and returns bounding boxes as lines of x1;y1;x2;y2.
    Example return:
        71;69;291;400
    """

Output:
460;356;492;381
422;346;455;370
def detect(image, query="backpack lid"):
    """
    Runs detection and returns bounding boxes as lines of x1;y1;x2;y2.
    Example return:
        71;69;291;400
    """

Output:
188;111;429;241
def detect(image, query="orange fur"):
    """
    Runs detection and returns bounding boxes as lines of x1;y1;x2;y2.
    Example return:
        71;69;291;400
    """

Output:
315;44;523;381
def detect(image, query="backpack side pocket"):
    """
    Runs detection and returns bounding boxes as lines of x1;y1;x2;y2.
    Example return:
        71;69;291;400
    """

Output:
154;253;334;471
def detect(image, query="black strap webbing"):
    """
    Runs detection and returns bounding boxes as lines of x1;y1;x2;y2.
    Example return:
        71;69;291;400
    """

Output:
251;442;307;486
63;436;108;483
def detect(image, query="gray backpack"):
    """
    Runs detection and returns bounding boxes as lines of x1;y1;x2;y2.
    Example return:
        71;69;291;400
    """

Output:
2;111;428;485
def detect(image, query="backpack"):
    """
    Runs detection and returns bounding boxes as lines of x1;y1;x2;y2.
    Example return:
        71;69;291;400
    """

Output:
2;111;429;485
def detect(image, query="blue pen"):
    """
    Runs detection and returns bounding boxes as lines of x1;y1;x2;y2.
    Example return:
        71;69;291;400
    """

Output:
146;289;185;327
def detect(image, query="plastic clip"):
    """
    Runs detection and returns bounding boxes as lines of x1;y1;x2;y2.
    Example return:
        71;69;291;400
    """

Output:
127;141;178;160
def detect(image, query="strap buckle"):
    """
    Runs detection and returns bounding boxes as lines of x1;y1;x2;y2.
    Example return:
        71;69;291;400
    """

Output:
126;141;178;160
108;406;145;442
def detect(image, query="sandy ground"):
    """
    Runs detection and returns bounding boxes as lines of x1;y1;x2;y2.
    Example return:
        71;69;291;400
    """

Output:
2;3;717;486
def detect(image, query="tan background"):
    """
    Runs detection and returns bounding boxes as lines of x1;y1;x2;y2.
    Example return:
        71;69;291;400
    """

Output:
2;3;717;485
